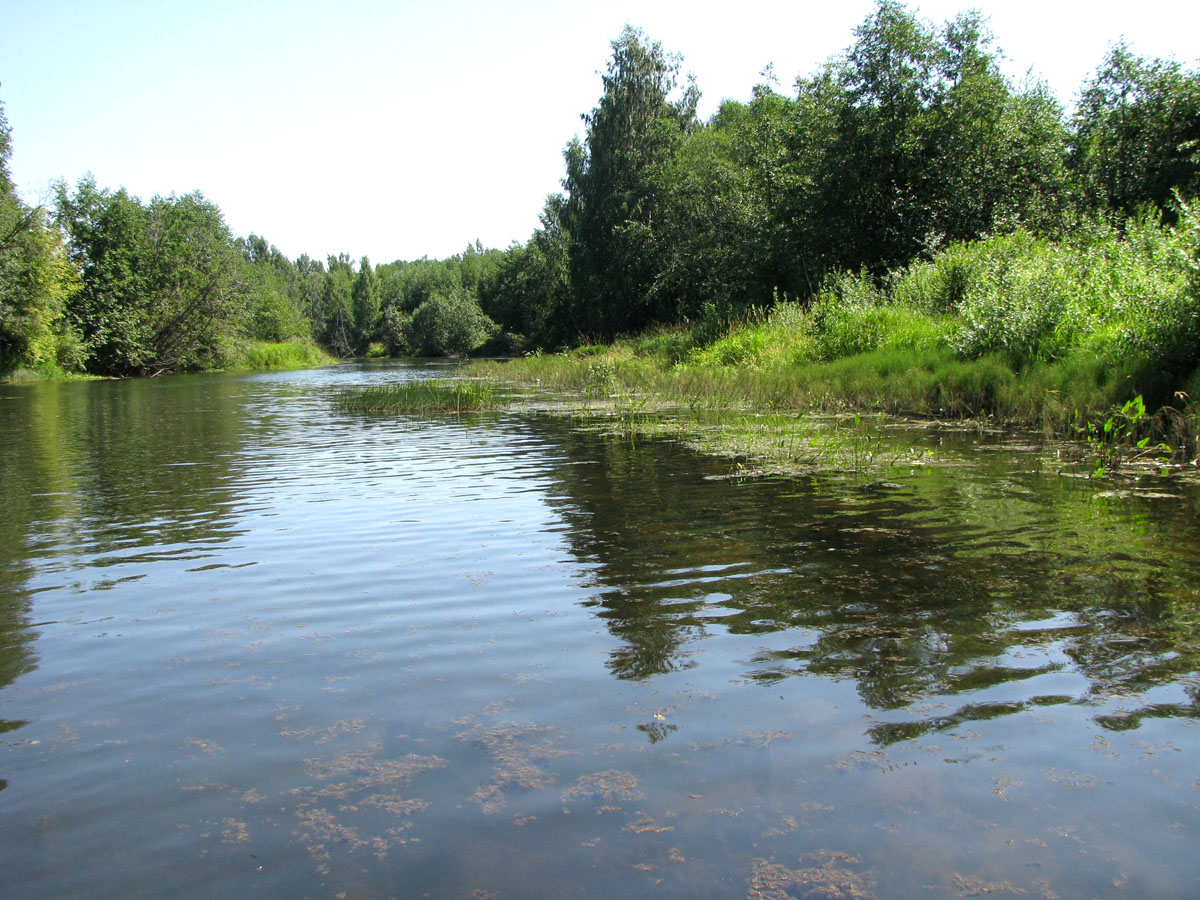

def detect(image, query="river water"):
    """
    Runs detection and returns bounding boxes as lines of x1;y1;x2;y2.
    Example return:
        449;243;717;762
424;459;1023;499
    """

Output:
1;361;1198;899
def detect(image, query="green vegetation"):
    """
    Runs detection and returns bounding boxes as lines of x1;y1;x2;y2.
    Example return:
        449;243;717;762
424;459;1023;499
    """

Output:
336;379;497;414
3;0;1199;412
236;341;334;371
474;204;1200;471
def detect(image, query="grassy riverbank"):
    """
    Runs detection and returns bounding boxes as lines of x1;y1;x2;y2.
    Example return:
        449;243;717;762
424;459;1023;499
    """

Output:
471;340;1197;478
469;217;1200;477
1;339;335;383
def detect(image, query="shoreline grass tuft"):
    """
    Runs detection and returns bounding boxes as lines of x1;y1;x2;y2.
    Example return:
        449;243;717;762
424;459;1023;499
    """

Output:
237;341;335;371
336;379;497;414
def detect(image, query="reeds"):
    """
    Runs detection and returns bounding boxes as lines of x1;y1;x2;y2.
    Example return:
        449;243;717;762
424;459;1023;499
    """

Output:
336;379;497;413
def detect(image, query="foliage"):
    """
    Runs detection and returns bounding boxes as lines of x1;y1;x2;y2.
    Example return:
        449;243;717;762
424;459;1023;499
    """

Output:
351;255;380;353
404;290;498;357
0;100;80;375
1070;45;1200;221
939;218;1193;382
781;1;1068;286
561;25;699;339
56;177;248;375
482;197;571;349
317;254;355;357
241;234;312;344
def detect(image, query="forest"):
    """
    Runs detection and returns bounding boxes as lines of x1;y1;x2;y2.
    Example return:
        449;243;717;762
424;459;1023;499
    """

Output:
2;0;1199;417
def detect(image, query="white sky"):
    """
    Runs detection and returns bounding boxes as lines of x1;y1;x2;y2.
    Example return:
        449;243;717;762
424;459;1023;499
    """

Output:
2;0;1197;264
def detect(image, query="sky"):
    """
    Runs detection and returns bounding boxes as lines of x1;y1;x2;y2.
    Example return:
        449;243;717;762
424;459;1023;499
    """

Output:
2;0;1198;265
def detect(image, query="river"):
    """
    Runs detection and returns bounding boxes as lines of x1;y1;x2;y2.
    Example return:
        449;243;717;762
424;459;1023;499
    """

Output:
1;361;1198;899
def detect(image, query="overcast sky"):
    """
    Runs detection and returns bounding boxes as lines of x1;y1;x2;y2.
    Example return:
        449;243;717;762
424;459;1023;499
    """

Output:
3;0;1197;264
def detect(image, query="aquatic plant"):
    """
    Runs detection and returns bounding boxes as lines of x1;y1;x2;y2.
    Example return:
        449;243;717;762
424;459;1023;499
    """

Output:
336;379;497;413
1073;394;1176;476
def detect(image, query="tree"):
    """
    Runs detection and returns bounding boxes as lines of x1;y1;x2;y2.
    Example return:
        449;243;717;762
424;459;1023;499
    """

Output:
1070;45;1200;221
404;291;497;357
486;194;572;348
57;180;146;373
57;178;248;375
240;234;310;343
351;255;380;352
562;26;699;338
318;255;354;357
780;1;1067;283
0;100;79;374
648;111;767;323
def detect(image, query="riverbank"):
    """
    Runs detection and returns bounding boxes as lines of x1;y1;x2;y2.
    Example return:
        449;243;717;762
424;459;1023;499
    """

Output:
0;340;335;383
468;324;1200;480
461;212;1200;477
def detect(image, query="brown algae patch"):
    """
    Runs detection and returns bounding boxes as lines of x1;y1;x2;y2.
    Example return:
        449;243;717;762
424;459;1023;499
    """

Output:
561;769;644;809
294;742;447;874
279;717;367;745
221;818;250;844
455;719;570;814
623;811;675;834
748;853;877;900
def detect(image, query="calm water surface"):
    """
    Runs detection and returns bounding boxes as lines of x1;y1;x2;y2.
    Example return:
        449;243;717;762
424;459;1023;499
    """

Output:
1;362;1198;899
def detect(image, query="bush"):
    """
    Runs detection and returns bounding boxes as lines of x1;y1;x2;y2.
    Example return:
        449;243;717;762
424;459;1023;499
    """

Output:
940;221;1192;371
891;242;981;312
404;291;498;357
631;324;697;364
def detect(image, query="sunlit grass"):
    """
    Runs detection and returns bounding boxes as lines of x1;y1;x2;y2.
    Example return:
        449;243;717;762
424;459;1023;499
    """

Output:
473;325;1200;471
238;341;335;370
1;365;102;383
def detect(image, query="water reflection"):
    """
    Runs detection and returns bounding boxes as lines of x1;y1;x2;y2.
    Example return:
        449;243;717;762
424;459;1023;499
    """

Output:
538;424;1200;741
3;366;1200;899
0;374;253;706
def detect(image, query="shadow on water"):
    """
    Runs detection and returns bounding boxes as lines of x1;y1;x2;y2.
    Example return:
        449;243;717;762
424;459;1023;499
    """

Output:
534;420;1200;742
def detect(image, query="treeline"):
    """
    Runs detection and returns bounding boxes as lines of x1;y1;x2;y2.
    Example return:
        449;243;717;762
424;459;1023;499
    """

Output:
2;0;1199;379
498;2;1199;347
0;162;326;377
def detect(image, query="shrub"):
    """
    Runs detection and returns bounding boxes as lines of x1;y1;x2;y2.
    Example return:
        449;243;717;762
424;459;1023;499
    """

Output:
404;291;498;357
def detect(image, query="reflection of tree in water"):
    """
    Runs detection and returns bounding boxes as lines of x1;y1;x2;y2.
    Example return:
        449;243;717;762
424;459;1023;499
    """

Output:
0;377;255;752
542;427;767;680
538;423;1200;739
72;377;251;556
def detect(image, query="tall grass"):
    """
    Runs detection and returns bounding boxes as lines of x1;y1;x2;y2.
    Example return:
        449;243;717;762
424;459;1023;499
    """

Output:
239;341;333;370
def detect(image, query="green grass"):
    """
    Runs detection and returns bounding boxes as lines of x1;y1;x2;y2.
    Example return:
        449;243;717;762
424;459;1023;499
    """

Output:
237;341;334;370
472;212;1200;471
336;379;498;413
0;365;103;383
